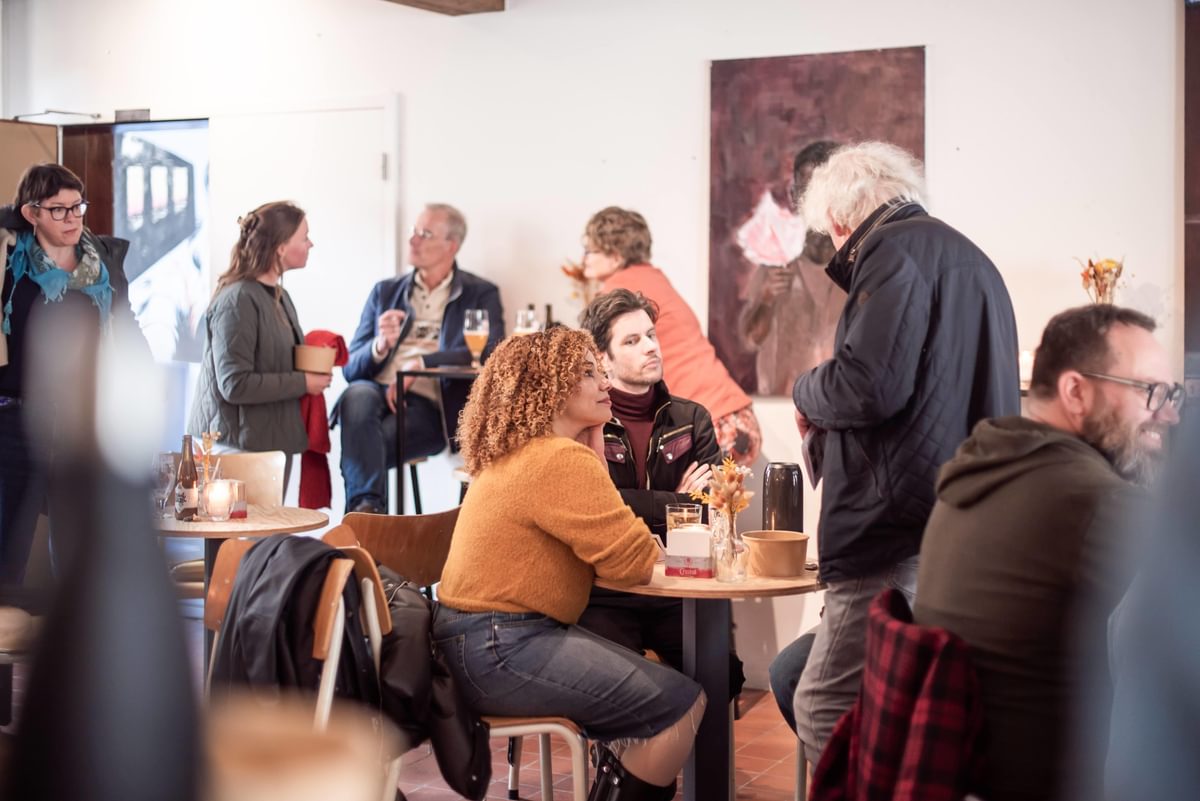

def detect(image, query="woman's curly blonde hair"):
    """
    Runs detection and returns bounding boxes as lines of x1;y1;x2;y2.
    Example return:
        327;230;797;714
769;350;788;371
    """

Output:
457;327;598;475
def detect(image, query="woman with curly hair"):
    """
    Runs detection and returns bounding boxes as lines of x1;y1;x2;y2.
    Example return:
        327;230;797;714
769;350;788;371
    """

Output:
582;206;762;465
434;326;705;800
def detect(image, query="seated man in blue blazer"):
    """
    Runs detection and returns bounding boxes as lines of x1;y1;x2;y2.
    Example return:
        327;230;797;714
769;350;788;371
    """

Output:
339;203;504;514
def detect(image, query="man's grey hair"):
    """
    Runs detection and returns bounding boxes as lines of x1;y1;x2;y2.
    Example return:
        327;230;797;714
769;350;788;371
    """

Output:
426;203;467;244
801;141;926;235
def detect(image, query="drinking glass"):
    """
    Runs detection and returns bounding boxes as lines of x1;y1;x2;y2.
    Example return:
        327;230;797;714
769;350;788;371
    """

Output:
514;308;540;335
152;453;176;517
463;309;489;368
665;503;702;531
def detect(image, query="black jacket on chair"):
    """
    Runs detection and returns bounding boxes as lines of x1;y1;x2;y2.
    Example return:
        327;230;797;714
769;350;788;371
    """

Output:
211;537;490;799
209;535;378;705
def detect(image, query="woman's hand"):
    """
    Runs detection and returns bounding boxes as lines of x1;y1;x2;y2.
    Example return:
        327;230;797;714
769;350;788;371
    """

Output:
576;424;606;464
304;371;332;395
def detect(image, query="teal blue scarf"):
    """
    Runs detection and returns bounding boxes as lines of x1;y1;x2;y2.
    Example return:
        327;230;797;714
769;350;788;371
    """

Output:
2;230;113;335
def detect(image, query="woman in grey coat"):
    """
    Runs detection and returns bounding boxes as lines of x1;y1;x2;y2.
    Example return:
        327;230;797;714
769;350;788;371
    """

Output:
188;202;330;485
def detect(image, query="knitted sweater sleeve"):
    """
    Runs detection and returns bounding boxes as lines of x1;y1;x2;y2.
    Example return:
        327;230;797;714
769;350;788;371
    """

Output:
530;440;657;587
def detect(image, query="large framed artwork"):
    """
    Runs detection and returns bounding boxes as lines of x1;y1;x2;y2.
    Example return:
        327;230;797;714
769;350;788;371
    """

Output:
709;47;925;396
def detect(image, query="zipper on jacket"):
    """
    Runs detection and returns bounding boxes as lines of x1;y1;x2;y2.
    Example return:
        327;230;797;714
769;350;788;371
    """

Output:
644;399;673;489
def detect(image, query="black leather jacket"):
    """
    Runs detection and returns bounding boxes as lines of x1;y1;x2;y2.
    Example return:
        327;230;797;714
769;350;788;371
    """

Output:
602;381;721;538
211;537;490;799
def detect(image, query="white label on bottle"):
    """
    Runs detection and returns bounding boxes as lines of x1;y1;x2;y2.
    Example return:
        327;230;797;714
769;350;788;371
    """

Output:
175;485;197;514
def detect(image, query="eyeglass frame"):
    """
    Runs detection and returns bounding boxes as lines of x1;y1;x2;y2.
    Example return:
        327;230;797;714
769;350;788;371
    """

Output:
410;226;447;241
29;201;89;221
1078;371;1185;413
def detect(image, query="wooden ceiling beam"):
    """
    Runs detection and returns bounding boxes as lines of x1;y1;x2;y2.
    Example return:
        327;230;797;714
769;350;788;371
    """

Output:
382;0;504;15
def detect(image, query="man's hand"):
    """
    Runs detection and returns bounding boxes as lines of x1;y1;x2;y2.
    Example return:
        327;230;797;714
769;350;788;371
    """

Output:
794;408;812;438
304;371;333;395
385;359;423;413
674;461;712;495
374;309;407;356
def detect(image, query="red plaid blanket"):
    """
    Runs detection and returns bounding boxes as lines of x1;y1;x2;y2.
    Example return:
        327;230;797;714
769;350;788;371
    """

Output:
811;588;984;801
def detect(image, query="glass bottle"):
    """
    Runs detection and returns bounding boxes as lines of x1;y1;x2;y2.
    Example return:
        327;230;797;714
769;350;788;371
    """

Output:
174;434;198;521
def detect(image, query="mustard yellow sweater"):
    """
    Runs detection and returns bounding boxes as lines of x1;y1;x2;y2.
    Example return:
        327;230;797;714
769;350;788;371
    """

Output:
438;436;658;624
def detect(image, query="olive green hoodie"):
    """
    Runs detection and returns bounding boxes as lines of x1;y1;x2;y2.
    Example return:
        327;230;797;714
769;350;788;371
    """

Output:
914;416;1141;801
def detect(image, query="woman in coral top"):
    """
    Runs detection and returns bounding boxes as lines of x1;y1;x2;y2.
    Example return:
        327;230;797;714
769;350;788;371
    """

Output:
433;327;705;800
582;206;762;465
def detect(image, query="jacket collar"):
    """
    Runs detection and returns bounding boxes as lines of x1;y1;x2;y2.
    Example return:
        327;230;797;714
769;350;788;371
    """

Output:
825;199;926;290
405;261;461;303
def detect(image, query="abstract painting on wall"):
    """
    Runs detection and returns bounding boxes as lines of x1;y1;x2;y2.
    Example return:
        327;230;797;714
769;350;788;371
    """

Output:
709;47;925;396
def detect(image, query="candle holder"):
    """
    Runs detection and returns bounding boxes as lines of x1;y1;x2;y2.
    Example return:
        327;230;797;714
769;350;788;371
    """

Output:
201;480;235;522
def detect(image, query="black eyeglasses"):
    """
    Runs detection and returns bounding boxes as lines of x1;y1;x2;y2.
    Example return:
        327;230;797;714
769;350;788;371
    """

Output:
31;201;88;221
1079;371;1185;413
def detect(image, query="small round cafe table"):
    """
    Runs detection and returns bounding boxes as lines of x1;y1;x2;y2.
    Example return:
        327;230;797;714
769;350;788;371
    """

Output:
156;503;330;583
597;563;823;801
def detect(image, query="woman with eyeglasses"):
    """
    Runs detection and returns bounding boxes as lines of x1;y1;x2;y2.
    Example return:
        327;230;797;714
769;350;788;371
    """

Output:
188;202;330;488
0;163;137;583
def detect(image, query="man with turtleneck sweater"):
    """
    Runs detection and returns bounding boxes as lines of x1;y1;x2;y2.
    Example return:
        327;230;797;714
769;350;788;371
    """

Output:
577;289;744;691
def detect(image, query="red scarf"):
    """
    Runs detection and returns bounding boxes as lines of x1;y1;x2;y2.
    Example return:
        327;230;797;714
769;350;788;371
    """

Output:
298;330;348;509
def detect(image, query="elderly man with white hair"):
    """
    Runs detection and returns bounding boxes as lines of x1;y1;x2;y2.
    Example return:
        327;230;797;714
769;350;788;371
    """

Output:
787;141;1020;765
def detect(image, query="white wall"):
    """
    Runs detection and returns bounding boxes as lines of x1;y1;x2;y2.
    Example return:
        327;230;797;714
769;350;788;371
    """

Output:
2;0;1183;686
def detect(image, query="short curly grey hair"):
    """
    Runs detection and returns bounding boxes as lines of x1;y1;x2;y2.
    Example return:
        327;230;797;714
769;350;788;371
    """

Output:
801;141;926;235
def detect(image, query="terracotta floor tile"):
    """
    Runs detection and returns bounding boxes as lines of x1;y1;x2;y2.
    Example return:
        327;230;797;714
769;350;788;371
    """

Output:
736;739;797;762
736;753;785;775
744;771;796;793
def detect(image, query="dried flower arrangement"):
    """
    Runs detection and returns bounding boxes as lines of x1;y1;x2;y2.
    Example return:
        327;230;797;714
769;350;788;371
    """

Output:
690;457;754;515
1079;258;1123;305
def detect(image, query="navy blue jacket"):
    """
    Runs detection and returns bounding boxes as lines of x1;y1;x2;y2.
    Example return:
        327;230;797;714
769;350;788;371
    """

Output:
342;264;504;446
793;201;1019;583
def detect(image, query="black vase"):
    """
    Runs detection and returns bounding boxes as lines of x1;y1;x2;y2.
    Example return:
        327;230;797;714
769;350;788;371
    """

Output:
762;462;804;532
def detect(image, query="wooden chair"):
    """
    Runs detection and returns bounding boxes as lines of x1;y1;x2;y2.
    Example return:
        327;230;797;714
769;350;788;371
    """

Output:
337;508;590;801
204;536;403;799
203;537;350;705
170;450;287;598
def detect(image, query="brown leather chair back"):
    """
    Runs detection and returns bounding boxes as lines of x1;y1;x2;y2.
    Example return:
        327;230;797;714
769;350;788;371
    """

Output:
341;507;460;587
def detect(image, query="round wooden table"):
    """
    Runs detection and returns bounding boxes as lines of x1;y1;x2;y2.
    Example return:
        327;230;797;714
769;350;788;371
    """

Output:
157;504;329;582
598;564;823;801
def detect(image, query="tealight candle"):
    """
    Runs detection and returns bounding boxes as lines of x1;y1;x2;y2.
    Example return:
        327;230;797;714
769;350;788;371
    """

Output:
203;480;234;522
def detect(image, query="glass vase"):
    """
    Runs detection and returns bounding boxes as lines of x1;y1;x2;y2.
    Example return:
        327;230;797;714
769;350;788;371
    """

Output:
710;507;747;583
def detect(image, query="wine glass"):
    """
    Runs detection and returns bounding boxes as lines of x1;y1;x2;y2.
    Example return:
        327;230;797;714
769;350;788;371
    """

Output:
152;453;176;517
463;309;489;368
514;308;540;335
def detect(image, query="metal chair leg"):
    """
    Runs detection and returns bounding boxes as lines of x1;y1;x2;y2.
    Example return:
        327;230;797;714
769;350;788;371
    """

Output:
408;462;422;515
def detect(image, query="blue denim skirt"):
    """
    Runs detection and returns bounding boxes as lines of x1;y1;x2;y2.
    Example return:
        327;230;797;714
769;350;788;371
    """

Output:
433;604;702;741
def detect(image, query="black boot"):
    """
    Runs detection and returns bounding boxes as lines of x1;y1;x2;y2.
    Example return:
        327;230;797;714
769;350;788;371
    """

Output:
587;747;677;801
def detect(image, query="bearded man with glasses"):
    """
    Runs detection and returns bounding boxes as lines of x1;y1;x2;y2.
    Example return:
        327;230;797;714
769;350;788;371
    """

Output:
912;304;1181;801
